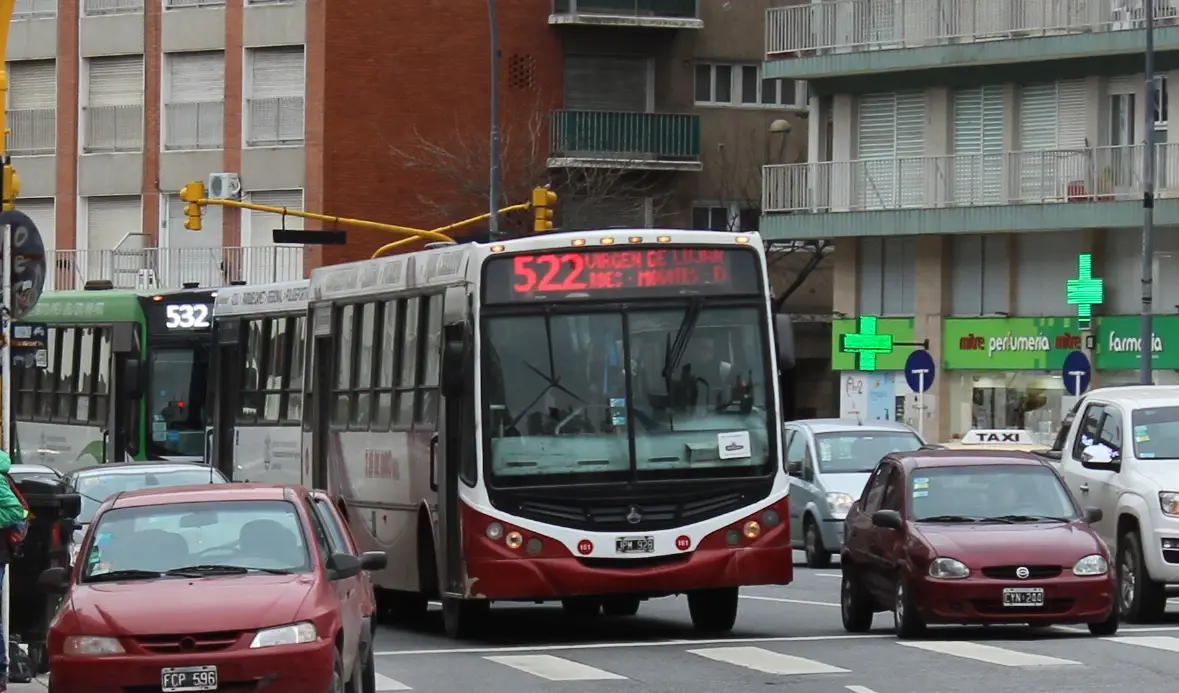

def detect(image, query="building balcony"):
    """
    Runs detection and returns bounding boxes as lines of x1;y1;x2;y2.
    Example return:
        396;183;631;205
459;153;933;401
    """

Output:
8;108;56;156
548;110;702;171
83;104;143;153
760;143;1179;239
765;0;1179;80
13;0;56;19
81;0;143;15
49;245;305;291
164;101;224;150
550;0;702;28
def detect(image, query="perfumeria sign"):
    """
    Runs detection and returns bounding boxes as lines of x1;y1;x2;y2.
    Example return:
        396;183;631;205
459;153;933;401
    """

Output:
944;318;1083;370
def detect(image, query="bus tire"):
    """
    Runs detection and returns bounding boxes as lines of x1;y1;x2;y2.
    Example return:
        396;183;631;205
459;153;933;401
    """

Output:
417;510;440;601
688;587;739;634
442;597;488;639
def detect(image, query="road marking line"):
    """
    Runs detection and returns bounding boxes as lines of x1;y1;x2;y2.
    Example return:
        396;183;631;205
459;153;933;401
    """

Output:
846;687;881;693
740;595;839;607
688;646;848;675
1107;635;1179;652
816;573;843;578
898;641;1080;667
375;673;413;691
484;654;627;681
376;633;890;656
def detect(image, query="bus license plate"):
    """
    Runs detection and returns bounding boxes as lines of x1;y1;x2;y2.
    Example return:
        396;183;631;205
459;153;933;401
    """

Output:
161;666;218;692
615;536;654;554
1002;587;1044;607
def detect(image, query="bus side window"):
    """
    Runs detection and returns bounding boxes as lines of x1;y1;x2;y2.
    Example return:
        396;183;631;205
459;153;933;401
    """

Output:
331;305;356;428
395;298;419;429
286;316;306;424
96;328;112;424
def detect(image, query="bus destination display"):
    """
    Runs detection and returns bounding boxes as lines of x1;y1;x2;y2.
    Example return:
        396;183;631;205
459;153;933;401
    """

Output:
484;247;758;303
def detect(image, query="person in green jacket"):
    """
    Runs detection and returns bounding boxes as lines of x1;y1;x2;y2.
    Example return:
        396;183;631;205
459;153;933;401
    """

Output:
0;449;29;690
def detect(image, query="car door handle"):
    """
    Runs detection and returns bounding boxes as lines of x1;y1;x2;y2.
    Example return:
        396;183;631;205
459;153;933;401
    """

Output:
1079;483;1090;493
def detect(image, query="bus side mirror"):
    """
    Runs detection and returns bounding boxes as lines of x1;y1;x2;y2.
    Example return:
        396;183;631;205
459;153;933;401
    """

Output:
440;322;469;398
122;357;145;399
774;314;796;371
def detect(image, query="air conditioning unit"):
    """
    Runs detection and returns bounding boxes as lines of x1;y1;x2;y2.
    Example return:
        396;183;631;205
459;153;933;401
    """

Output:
207;172;242;200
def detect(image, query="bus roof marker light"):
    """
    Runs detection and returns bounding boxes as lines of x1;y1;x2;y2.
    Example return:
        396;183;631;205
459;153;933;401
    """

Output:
657;235;672;243
600;237;615;245
571;238;586;247
152;295;163;302
490;244;505;253
628;236;643;244
735;235;750;244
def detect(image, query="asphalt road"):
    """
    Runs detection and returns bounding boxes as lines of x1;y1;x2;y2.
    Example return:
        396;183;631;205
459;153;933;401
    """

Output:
23;551;1179;693
367;551;1179;693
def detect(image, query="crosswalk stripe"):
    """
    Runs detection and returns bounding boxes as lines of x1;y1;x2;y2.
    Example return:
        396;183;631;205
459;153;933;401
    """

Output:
484;654;627;681
687;646;848;675
1108;635;1179;652
375;673;413;691
898;641;1080;667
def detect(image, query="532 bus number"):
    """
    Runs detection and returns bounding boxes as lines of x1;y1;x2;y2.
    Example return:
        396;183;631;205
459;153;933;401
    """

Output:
165;304;210;329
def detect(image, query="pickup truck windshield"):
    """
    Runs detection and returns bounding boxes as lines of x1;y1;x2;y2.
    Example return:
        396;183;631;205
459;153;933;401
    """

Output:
1132;406;1179;459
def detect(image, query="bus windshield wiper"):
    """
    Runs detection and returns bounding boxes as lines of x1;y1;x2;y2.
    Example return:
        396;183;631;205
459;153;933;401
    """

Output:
662;297;703;379
505;314;586;433
85;569;162;583
916;515;978;523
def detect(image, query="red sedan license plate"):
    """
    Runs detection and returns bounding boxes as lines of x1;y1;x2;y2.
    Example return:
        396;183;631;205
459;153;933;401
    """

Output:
161;665;218;692
1002;587;1044;607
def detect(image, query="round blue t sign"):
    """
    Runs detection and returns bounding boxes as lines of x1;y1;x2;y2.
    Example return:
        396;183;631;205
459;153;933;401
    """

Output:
904;349;936;393
1062;350;1091;396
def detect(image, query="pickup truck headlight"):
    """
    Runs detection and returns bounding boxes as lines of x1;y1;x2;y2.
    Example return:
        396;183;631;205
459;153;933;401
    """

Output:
826;492;855;519
928;557;970;579
63;635;124;656
250;622;317;649
1073;554;1109;576
1160;492;1179;517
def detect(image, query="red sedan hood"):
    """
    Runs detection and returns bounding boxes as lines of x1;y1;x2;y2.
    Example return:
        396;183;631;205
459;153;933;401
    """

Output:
916;522;1105;567
68;574;317;636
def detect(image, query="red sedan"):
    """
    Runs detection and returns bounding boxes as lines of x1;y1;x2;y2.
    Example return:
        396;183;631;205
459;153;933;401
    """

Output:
39;484;387;693
840;450;1117;638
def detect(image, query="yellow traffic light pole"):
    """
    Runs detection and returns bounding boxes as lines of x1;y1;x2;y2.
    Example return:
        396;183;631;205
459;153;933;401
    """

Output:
370;201;532;259
178;181;453;243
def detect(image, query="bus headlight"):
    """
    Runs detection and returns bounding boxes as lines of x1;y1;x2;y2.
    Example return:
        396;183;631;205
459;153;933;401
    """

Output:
486;522;504;540
743;521;761;539
505;531;523;549
762;509;781;528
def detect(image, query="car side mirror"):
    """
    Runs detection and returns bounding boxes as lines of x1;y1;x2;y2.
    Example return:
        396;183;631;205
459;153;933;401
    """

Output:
872;509;903;530
325;552;363;581
60;492;82;519
786;460;802;476
440;322;469;398
359;551;387;572
38;567;69;594
1084;506;1104;524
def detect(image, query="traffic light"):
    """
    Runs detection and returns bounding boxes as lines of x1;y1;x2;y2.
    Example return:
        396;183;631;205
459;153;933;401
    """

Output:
532;187;557;233
178;181;206;231
2;163;20;211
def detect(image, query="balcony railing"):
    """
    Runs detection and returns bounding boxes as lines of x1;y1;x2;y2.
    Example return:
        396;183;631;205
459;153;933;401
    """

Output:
763;143;1179;213
13;0;56;18
8;108;55;155
549;110;700;163
84;104;143;153
552;0;698;18
164;0;225;7
766;0;1179;56
246;96;305;146
164;101;225;150
81;0;144;15
49;246;305;291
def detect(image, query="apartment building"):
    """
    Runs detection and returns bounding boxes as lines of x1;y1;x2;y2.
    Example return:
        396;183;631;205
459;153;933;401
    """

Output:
6;0;308;290
761;0;1179;440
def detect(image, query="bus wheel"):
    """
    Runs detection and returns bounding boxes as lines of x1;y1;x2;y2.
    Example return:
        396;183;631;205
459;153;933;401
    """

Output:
562;598;601;618
687;587;739;634
442;597;488;639
377;589;427;625
602;597;640;616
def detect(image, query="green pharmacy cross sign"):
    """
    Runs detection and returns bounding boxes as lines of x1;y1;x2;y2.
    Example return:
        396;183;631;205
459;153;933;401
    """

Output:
1066;253;1104;330
840;315;894;371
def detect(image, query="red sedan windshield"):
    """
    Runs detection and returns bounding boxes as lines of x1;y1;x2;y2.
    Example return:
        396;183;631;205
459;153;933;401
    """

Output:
909;465;1078;522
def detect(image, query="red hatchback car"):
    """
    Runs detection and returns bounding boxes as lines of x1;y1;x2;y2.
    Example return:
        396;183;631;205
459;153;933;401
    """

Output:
840;450;1118;638
39;484;387;693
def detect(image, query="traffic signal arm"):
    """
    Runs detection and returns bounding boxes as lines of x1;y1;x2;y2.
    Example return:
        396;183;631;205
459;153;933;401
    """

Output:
371;201;531;259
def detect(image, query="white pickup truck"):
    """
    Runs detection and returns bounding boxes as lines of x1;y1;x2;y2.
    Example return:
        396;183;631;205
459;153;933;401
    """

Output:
1043;385;1179;622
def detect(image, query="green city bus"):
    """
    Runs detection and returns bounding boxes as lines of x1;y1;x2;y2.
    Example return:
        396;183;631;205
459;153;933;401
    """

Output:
12;282;216;471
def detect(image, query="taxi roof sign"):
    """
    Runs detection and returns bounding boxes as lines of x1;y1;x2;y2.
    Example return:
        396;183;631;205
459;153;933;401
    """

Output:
960;429;1036;445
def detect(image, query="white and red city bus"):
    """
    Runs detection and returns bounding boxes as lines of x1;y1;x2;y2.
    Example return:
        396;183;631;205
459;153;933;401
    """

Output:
304;229;795;638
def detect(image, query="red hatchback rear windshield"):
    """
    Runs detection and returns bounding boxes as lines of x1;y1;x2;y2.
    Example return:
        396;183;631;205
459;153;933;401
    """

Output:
909;465;1077;522
81;500;312;580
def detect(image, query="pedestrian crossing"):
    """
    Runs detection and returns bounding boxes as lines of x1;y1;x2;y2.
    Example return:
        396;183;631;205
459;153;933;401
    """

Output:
369;633;1179;690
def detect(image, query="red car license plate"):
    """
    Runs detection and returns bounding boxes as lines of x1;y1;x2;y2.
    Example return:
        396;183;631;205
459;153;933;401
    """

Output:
161;666;218;692
1002;587;1044;607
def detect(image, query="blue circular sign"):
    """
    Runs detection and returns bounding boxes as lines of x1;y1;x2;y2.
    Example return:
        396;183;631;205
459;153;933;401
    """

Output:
904;349;936;393
1062;350;1092;396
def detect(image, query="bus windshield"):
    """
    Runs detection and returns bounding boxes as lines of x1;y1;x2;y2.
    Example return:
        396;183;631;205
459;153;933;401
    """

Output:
483;303;773;485
148;347;209;458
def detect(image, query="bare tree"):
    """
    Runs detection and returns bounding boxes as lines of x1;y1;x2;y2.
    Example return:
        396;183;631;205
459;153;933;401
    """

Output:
386;93;673;233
